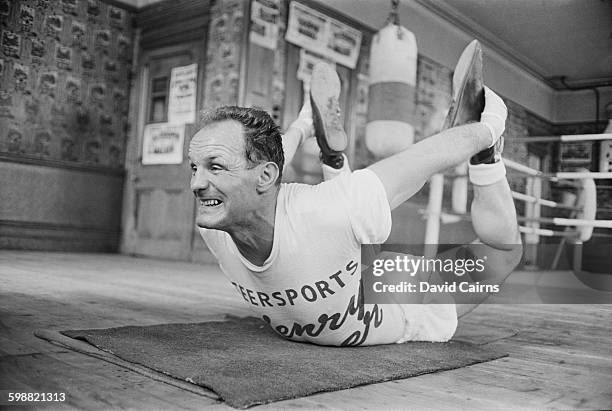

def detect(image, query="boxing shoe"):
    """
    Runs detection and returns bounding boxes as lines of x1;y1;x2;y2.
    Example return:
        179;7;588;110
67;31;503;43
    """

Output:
471;86;507;164
443;41;506;165
310;63;348;168
470;136;504;164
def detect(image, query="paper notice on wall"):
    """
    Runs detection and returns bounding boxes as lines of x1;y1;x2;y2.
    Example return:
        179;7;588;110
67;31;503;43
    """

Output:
325;19;361;69
285;2;327;52
168;63;198;125
286;1;361;69
250;21;279;50
560;142;592;163
142;123;185;165
297;48;334;82
249;0;280;50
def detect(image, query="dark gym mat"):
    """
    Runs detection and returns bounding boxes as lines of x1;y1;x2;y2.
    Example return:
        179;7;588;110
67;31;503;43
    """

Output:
60;316;506;409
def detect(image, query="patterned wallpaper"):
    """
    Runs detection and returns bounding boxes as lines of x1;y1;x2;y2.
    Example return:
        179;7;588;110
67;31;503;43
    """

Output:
268;0;287;126
0;0;133;169
350;34;373;170
202;0;245;108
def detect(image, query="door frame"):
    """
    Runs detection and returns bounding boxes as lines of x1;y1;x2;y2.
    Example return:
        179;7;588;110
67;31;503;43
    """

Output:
120;37;206;259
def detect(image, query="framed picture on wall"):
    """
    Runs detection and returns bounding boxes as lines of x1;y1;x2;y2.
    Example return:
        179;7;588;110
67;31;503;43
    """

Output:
559;142;592;163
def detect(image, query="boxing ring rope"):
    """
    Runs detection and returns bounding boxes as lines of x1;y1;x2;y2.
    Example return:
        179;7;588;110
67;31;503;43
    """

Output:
505;159;612;181
517;216;612;229
442;168;612;185
508;133;612;143
431;173;611;232
518;226;571;237
421;209;612;239
510;191;581;211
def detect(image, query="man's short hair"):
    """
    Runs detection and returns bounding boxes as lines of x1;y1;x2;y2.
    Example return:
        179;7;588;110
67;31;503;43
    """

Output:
197;106;284;184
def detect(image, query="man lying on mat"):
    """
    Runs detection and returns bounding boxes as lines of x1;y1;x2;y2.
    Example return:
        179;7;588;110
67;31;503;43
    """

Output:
189;64;522;346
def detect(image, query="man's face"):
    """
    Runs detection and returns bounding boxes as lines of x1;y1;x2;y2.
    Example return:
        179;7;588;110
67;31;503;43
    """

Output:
189;120;261;230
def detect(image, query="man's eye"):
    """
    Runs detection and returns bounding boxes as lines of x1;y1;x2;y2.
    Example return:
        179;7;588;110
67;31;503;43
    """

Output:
190;164;197;172
210;164;223;171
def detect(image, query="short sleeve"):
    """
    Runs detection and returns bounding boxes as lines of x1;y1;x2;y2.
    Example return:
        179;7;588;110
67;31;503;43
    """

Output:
344;169;392;244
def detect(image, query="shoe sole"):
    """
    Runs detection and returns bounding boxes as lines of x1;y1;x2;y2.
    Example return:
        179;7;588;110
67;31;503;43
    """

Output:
443;40;485;130
442;40;503;164
310;63;348;153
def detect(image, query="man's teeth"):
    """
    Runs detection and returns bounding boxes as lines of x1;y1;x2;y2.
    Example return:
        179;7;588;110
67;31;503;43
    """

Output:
201;199;221;206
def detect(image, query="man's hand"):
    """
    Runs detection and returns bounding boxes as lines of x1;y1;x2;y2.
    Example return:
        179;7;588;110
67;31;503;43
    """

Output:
480;86;507;147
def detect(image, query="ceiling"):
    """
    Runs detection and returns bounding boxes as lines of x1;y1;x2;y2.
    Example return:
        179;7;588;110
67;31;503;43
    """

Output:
119;0;612;89
415;0;612;88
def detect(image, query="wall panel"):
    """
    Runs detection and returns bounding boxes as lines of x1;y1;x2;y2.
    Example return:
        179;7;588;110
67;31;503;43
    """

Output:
0;161;123;251
0;0;134;251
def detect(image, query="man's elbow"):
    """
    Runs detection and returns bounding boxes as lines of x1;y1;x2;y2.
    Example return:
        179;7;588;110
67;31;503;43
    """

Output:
473;234;523;281
494;237;523;279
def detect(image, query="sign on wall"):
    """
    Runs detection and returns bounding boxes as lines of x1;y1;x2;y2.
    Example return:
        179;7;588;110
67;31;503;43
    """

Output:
249;0;281;50
168;63;198;125
285;1;362;69
559;141;593;171
142;123;185;165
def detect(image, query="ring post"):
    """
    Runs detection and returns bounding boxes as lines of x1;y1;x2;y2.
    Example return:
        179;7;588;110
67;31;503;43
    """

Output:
424;173;444;258
524;176;542;267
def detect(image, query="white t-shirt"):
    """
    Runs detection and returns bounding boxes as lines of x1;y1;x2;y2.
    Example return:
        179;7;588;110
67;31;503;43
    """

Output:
199;169;457;346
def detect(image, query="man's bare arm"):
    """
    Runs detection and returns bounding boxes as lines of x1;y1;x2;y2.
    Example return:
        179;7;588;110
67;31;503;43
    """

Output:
368;122;491;209
282;91;314;173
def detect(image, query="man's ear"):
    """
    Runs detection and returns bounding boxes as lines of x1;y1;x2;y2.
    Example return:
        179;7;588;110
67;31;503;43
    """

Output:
256;162;280;193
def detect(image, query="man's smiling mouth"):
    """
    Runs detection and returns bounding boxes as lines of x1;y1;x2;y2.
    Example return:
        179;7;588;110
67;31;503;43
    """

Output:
200;199;223;207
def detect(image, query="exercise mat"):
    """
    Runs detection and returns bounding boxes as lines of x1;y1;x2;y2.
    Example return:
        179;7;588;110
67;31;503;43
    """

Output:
60;316;506;409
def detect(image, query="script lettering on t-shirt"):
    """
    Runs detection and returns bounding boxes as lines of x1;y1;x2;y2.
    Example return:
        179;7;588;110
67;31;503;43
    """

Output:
262;277;383;346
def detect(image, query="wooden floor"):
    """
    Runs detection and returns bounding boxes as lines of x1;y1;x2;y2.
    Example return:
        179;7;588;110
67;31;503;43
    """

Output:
1;251;611;410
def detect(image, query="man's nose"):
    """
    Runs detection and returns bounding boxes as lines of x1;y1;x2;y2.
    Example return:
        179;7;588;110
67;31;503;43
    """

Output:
191;169;210;192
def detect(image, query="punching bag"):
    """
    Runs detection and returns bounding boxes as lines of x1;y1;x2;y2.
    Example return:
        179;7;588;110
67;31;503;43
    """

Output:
366;9;418;158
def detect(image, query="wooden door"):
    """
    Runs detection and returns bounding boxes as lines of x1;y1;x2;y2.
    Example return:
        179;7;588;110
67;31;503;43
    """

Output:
121;44;204;260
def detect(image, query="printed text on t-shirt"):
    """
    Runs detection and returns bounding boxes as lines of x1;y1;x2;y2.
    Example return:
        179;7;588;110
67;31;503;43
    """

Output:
230;260;359;307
